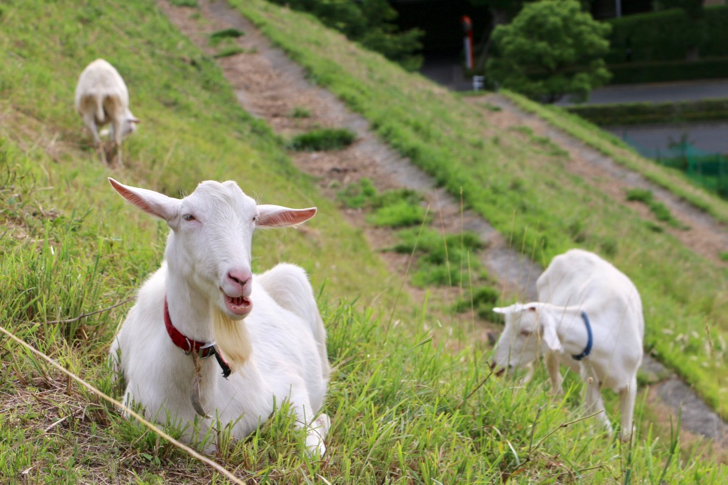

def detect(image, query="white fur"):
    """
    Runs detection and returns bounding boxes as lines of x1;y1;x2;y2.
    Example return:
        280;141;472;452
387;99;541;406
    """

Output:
492;249;644;442
75;59;139;166
108;178;330;455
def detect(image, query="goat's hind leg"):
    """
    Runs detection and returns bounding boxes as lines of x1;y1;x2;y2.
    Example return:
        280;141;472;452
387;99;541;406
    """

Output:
618;376;637;443
82;113;107;164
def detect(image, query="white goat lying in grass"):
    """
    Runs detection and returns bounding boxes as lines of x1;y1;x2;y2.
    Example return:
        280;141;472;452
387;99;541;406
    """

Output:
109;178;331;455
491;249;644;442
75;59;140;166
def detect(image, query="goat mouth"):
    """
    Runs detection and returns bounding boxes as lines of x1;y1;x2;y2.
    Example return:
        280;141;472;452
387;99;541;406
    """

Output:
224;294;252;316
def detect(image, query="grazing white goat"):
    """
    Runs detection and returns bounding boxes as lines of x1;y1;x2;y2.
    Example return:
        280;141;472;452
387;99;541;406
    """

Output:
491;249;644;441
75;59;140;166
108;178;331;455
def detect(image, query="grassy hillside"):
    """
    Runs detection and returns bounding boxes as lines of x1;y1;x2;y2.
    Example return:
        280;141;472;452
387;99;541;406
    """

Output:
235;0;728;421
0;0;726;482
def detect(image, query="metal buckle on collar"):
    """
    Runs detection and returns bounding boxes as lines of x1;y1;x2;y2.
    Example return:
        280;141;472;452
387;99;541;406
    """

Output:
183;337;193;355
199;342;217;359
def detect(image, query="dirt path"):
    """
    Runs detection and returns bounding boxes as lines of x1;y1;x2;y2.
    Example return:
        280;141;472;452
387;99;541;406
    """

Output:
479;95;728;266
159;0;727;455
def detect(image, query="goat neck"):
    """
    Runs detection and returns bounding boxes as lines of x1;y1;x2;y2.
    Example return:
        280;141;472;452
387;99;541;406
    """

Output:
164;258;216;344
541;303;593;358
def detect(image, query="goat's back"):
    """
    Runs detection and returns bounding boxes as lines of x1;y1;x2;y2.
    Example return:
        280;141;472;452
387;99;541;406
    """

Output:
537;249;644;338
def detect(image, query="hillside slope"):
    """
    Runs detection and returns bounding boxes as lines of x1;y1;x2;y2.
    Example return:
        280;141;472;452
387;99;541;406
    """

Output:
0;0;727;482
235;0;728;421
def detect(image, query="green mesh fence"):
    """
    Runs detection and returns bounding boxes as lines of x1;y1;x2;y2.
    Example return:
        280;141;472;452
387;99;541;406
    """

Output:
623;135;728;199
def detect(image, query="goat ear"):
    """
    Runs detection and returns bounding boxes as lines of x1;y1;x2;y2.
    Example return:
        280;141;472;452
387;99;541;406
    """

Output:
540;316;563;353
493;303;525;315
129;117;141;124
109;178;179;221
256;205;316;228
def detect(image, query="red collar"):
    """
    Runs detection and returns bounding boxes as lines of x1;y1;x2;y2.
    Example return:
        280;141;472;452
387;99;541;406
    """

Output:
164;296;232;378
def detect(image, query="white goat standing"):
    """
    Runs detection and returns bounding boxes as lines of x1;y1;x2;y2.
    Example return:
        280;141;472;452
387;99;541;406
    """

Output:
491;249;644;442
75;59;140;167
108;178;331;455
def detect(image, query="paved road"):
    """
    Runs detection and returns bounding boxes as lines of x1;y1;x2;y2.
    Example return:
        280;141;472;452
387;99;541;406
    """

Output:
557;78;728;105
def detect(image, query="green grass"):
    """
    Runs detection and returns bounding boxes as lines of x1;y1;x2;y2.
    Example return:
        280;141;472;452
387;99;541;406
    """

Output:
1;0;728;481
288;127;357;151
169;0;198;7
233;0;728;424
391;228;487;287
504;91;728;224
209;28;244;44
213;46;245;58
337;178;377;208
625;188;688;229
290;106;311;118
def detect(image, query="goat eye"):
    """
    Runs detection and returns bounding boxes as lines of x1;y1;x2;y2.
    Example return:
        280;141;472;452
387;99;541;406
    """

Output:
520;330;533;337
252;215;258;223
182;214;196;221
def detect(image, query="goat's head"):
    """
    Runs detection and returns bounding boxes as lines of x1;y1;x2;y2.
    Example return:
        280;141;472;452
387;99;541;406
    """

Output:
121;112;141;139
109;178;316;320
490;303;562;375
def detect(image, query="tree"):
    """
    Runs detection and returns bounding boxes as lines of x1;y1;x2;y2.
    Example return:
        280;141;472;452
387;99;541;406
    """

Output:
486;0;611;103
467;0;593;69
658;0;704;19
267;0;423;71
467;0;527;70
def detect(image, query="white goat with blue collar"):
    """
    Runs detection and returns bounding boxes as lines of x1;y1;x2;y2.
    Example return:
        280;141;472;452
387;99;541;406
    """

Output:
491;249;644;442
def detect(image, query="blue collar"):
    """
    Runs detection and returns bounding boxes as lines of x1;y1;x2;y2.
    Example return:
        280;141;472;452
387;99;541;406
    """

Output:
571;312;593;361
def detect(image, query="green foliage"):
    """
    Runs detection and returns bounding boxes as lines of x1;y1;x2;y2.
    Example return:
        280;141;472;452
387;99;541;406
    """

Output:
368;199;428;227
720;251;728;261
337;180;427;227
168;0;198;6
566;98;728;126
453;285;502;319
213;46;245;58
605;5;728;84
265;0;424;71
487;0;611;103
658;0;704;19
337;178;377;208
392;228;486;287
288;127;357;151
608;58;728;85
209;28;244;45
625;188;687;229
290;106;311;118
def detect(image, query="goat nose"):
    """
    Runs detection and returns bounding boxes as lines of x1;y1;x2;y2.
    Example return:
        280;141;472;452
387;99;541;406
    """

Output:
227;269;252;289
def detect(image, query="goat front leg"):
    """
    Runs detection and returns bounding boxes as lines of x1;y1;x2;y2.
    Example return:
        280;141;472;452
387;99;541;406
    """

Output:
545;352;563;395
290;390;329;457
618;376;637;443
584;367;612;435
111;120;124;168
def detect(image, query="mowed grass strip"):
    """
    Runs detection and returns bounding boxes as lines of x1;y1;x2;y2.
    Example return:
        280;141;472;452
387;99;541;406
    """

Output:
233;0;728;420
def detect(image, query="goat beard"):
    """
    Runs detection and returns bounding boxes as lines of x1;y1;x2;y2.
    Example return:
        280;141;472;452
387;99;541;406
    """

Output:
211;306;252;374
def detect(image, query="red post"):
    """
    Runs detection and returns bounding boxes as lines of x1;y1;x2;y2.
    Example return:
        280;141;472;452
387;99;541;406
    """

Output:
461;15;474;70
